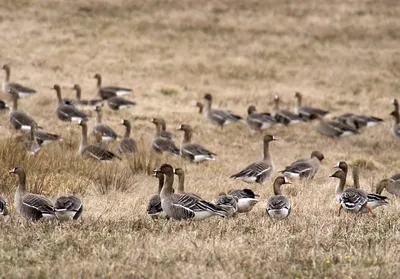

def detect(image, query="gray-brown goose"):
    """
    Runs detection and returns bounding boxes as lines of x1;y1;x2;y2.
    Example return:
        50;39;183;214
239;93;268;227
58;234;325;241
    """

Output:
94;73;132;100
147;172;168;219
2;64;36;97
177;124;216;163
230;135;277;184
316;115;359;138
53;85;88;122
246;105;277;133
203;93;243;130
8;88;39;131
93;105;118;142
294;92;329;120
54;196;83;221
266;176;292;219
336;113;383;130
214;193;238;217
330;169;375;217
228;189;259;213
155;164;227;221
73;84;103;106
76;120;121;161
280;151;324;180
390;111;400;139
151;118;180;155
0;195;8;216
119;119;137;154
273;94;304;125
376;174;400;197
9;166;55;221
107;96;136;110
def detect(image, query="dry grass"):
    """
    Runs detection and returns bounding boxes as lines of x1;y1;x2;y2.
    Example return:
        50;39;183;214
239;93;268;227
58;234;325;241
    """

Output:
0;0;400;278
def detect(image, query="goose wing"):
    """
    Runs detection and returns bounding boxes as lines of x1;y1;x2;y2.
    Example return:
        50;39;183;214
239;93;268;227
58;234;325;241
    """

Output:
83;145;121;161
230;161;272;180
182;143;216;157
152;138;180;155
9;82;37;94
299;106;329;118
59;105;88;121
340;188;368;209
9;111;37;127
119;138;137;153
34;130;62;145
280;162;313;177
266;195;290;211
55;196;82;212
22;193;54;215
147;194;162;215
94;124;118;140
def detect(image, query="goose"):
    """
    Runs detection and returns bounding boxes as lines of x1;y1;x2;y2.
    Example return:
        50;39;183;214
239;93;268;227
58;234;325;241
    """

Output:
53;85;88;122
203;93;243;130
34;129;63;146
336;113;384;130
8;88;39;131
316;115;359;138
177;124;216;163
94;73;132;100
9;166;55;221
351;167;389;211
151;118;180;155
147;172;168;219
2;64;36;97
76;120;121;161
154;164;227;221
228;189;259;213
0;196;8;216
173;168;201;198
376;174;400;197
280;151;324;180
119;119;137;154
72;84;102;106
246;105;277;133
93;105;118;142
329;169;375;217
266;176;292;219
389;111;400;139
0;100;9;111
54;196;83;221
214;193;238;217
294;92;329;120
230;135;277;184
273;94;304;125
157;118;174;140
107;96;136;110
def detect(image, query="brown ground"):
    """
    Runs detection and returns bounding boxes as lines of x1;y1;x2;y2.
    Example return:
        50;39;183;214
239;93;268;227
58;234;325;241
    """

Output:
0;0;399;278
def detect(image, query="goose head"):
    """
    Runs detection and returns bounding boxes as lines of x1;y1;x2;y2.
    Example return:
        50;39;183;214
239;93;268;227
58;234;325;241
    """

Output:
311;151;324;162
264;134;278;143
204;93;212;102
247;105;257;115
8;166;25;176
173;168;185;176
195;102;204;113
333;161;348;174
154;164;174;176
329;169;346;180
176;124;192;133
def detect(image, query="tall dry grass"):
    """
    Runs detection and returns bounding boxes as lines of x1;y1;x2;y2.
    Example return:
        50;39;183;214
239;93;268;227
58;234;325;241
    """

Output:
0;0;400;278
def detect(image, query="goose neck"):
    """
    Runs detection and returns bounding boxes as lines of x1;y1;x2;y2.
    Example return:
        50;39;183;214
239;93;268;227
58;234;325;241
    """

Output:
4;67;10;82
11;94;18;111
263;140;271;160
157;176;164;194
75;87;81;101
182;130;192;144
177;174;185;194
124;123;131;138
273;180;283;195
154;124;161;137
335;175;346;198
96;76;102;88
17;171;27;193
79;125;88;152
160;171;174;197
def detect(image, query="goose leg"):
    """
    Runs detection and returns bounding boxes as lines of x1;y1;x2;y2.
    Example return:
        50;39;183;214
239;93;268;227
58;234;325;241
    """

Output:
366;205;376;218
337;205;342;217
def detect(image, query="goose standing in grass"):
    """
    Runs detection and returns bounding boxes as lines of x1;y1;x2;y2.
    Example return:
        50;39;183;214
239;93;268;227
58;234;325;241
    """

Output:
177;124;216;163
173;168;200;198
76;120;121;161
151;118;180;155
72;84;102;107
54;196;83;221
230;135;277;184
9;166;55;221
203;93;242;130
0;100;9;111
266;176;292;219
119;119;137;154
228;189;259;213
376;174;400;197
273;94;304;125
294;92;329;121
8;88;39;131
246;105;277;133
280;151;324;180
330;169;375;217
147;172;168;219
93;105;118;142
0;196;8;216
53;85;88;122
94;73;132;100
214;193;238;217
390;111;400;139
316;115;359;139
107;96;136;110
155;164;227;220
336;113;384;130
2;64;36;97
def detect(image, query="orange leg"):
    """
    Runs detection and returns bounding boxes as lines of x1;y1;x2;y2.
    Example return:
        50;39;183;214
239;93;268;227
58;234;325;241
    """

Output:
337;205;342;216
366;205;376;218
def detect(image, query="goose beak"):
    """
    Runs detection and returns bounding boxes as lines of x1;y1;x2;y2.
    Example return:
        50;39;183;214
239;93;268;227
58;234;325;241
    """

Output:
284;177;292;184
333;163;339;168
272;136;279;141
8;169;14;174
176;126;182;131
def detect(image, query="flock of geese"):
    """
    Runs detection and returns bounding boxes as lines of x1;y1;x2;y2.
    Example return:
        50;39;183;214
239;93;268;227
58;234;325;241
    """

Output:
0;64;399;222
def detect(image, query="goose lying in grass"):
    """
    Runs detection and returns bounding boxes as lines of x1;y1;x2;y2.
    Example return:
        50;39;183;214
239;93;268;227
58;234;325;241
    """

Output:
8;88;39;131
94;73;132;100
53;85;88;122
154;164;227;220
294;92;329;121
93;105;118;142
54;196;83;221
119;119;137;154
376;174;400;197
246;105;277;133
228;189;259;213
9;166;55;221
214;193;238;217
316;115;359;138
273;94;304;125
266;176;292;219
151;118;180;155
147;172;168;219
336;113;383;130
203;93;242;130
2;64;36;97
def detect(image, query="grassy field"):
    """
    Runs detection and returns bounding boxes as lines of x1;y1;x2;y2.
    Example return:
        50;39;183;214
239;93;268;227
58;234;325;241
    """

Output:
0;0;400;278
